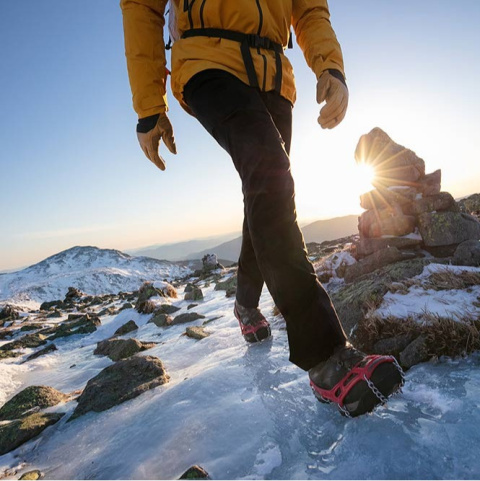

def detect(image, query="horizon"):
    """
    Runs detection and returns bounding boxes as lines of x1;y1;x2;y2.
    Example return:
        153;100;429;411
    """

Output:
0;210;364;273
1;1;480;271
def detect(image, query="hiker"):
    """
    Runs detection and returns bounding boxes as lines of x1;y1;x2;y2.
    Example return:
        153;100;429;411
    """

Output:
120;0;404;417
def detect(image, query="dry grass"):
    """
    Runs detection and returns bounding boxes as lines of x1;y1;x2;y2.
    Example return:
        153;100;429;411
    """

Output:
355;309;480;359
423;268;480;291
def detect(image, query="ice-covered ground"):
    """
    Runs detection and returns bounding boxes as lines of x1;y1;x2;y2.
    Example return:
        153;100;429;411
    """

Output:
1;267;480;479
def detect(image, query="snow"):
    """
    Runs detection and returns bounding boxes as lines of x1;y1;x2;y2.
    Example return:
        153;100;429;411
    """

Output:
1;264;480;479
0;246;193;307
374;263;480;321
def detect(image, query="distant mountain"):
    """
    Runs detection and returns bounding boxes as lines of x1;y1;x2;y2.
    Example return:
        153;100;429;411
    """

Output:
0;246;193;306
189;215;359;261
302;215;358;243
128;232;240;261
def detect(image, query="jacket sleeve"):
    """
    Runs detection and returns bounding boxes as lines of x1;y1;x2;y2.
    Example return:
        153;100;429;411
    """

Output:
120;0;169;118
292;0;345;80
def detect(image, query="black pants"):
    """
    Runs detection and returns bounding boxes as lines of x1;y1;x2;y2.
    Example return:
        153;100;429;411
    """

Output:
184;70;347;371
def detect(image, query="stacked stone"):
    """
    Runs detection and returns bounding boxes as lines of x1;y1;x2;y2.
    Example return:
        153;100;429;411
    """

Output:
344;128;480;281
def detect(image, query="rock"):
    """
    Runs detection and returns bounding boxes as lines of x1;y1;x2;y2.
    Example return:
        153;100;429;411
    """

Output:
94;338;156;361
360;186;417;211
453;240;480;267
344;247;406;283
47;314;101;340
419;169;441;196
418;212;480;246
25;344;57;362
40;300;64;311
413;192;459;215
332;258;432;337
187;303;198;310
179;465;210;480
457;193;480;217
64;287;84;301
184;283;194;293
355;128;425;187
355;236;422;258
373;333;415;357
70;356;169;420
155;304;181;315
215;275;237;293
136;282;165;313
46;309;62;318
114;320;138;336
171;312;206;326
19;470;43;480
0;386;68;421
359;205;416;238
98;306;117;317
0;351;22;359
120;302;134;310
0;305;20;321
203;253;219;269
0;333;48;352
148;313;173;327
399;335;429;369
184;287;204;302
0;412;64;456
185;326;210;340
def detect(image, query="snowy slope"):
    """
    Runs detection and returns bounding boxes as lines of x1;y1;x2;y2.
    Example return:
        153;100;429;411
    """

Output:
0;246;192;306
1;263;480;479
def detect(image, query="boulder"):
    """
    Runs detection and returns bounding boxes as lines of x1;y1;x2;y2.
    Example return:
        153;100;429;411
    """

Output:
412;192;459;215
47;314;101;340
155;304;181;315
0;413;64;455
179;465;210;480
39;300;64;311
355;128;425;187
358;205;416;238
70;356;169;420
214;275;237;297
0;305;20;321
184;287;204;302
419;169;441;196
148;313;173;327
64;287;84;301
171;312;206;326
0;386;68;421
355;236;422;258
457;193;480;216
114;320;138;336
94;338;156;361
19;470;43;480
0;333;48;352
399;335;429;369
418;212;480;246
360;186;417;211
136;282;165;313
185;326;210;340
372;333;415;357
453;240;480;267
344;247;406;283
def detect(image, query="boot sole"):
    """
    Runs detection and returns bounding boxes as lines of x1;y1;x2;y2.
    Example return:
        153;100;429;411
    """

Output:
243;326;271;343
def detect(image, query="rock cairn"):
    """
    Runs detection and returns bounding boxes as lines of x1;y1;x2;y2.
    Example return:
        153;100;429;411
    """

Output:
345;128;480;281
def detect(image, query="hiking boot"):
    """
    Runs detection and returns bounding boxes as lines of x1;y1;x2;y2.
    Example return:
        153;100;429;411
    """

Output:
309;344;404;417
234;301;271;343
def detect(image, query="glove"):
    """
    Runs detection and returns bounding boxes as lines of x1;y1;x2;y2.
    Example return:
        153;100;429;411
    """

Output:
136;112;177;171
316;70;349;130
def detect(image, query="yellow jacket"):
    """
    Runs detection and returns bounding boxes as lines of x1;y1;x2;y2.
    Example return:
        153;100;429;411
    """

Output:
121;0;345;118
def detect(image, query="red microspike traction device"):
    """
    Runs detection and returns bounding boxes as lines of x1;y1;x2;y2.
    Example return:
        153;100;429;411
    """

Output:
310;355;402;415
234;304;271;343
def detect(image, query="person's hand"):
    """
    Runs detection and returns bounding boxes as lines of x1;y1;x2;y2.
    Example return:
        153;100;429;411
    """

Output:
316;70;349;129
137;113;177;171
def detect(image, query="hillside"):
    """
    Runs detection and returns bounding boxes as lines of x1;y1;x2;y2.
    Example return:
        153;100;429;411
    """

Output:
0;246;193;307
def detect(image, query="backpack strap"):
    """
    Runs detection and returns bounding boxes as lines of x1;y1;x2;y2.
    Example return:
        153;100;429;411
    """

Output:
181;28;284;93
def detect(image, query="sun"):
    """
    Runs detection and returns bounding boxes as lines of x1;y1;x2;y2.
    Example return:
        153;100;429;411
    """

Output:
355;162;376;195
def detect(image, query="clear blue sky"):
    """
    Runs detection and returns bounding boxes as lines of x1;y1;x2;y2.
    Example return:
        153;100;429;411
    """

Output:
1;1;480;271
